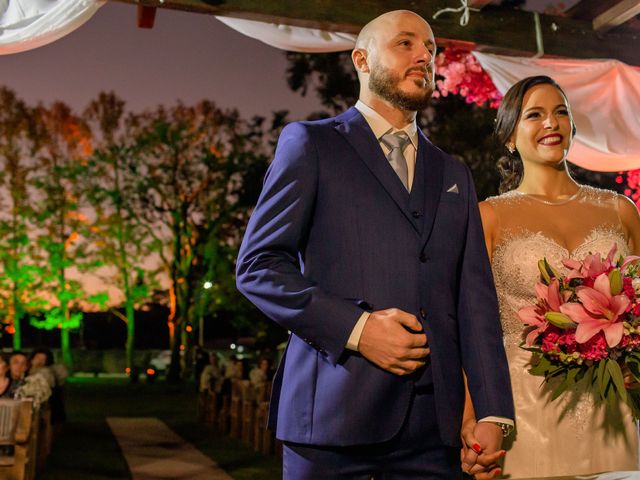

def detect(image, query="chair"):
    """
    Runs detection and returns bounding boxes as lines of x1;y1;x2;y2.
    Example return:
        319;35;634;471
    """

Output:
240;382;255;446
0;399;37;480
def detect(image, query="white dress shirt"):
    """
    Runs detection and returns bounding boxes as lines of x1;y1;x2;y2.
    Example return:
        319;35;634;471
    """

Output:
346;100;418;351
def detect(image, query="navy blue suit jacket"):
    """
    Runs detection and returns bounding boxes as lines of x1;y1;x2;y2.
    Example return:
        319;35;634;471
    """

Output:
236;107;514;447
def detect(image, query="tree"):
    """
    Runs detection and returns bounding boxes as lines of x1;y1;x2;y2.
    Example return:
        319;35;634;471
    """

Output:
30;102;103;368
0;88;47;349
83;92;158;375
128;101;279;381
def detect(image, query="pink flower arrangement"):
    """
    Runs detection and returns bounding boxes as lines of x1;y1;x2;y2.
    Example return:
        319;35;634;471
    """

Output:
432;48;502;108
620;169;640;210
518;244;640;416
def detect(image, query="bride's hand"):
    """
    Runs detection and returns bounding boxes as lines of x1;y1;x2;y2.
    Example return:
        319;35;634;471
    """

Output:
461;420;505;479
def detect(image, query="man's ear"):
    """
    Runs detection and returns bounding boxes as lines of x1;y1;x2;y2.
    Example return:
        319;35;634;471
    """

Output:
352;48;369;73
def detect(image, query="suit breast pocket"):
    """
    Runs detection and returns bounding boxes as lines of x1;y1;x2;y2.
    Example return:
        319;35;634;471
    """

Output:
439;191;464;204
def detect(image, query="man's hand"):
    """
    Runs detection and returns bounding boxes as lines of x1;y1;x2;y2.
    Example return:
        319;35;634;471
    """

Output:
460;421;505;479
358;308;429;375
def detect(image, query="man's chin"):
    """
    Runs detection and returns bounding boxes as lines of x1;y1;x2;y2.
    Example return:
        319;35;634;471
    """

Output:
394;90;433;111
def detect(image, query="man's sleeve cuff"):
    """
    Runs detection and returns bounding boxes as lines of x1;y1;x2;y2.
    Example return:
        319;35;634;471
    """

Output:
477;416;514;427
346;311;370;351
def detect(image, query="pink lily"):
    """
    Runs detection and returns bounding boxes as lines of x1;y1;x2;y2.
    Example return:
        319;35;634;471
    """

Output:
563;244;618;281
518;304;548;347
559;273;630;348
621;255;640;273
518;279;568;346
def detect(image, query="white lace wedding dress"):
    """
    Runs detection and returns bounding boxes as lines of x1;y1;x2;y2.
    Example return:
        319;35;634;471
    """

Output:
486;185;640;478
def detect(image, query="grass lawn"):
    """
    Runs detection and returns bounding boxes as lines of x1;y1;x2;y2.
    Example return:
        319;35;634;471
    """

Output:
41;377;282;480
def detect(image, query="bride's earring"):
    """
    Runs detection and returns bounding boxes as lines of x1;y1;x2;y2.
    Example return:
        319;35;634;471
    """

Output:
507;143;516;154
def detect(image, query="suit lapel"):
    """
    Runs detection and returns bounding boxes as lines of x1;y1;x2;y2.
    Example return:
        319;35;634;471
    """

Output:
335;108;418;233
408;147;425;236
417;131;444;247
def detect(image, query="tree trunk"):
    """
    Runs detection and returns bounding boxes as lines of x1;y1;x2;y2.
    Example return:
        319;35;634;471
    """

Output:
10;289;21;350
61;326;72;370
125;297;135;376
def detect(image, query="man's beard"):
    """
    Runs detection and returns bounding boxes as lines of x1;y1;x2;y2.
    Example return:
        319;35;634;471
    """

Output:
369;64;434;112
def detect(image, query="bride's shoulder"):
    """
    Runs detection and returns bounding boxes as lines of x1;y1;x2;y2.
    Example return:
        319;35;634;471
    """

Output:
578;184;620;204
483;190;524;206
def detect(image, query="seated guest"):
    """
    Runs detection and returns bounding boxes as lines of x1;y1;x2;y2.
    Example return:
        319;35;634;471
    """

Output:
224;356;244;380
29;348;56;388
6;351;28;398
199;353;223;393
0;354;10;397
249;358;270;389
193;346;209;389
220;356;244;397
32;348;67;425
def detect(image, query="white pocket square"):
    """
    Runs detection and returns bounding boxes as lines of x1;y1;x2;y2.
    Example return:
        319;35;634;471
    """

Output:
446;184;459;194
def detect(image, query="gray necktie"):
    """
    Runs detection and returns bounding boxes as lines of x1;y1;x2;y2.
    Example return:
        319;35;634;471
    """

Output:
380;131;410;191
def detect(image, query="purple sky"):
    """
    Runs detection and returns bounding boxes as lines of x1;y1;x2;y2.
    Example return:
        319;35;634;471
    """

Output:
0;2;323;120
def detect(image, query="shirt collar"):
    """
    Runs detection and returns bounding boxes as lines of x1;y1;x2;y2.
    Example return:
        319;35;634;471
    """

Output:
355;100;418;149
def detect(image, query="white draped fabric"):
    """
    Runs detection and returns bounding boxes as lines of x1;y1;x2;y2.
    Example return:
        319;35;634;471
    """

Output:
0;0;104;55
473;52;640;172
1;1;639;171
216;16;357;53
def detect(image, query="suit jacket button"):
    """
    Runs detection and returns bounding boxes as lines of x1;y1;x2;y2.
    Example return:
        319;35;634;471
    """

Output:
412;211;422;219
419;308;427;319
419;253;428;263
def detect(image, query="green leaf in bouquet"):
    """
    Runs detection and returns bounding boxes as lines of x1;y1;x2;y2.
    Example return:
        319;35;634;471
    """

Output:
538;259;551;285
544;312;577;329
537;257;562;284
625;356;640;382
606;360;627;403
605;385;618;413
574;367;588;383
628;391;640;421
585;365;596;388
519;344;542;353
550;368;580;401
546;259;563;281
529;355;554;376
608;269;623;295
595;359;608;401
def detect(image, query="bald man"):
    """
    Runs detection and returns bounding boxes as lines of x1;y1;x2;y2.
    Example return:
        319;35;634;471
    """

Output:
237;10;514;479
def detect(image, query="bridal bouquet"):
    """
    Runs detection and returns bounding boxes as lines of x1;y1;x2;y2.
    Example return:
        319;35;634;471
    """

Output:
518;244;640;418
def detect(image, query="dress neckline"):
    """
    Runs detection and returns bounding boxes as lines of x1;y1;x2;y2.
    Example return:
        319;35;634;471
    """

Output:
512;186;583;206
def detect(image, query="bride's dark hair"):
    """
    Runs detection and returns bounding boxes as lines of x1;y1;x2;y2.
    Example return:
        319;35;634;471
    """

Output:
494;75;576;193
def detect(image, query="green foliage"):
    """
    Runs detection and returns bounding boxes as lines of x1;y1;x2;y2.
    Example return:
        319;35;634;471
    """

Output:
529;352;640;420
30;308;82;331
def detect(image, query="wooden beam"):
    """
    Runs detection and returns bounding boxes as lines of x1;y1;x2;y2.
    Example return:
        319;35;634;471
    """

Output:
109;0;640;65
592;0;640;32
137;5;157;28
567;0;630;20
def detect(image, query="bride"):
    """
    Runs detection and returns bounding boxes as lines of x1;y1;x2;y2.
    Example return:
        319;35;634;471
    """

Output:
463;75;640;478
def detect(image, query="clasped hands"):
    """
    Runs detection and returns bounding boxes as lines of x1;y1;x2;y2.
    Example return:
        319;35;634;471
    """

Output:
460;420;505;479
358;308;505;478
358;308;429;376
